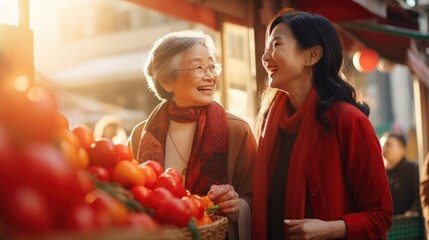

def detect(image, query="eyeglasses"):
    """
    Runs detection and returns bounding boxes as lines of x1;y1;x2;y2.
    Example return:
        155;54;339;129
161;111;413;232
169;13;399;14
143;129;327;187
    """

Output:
176;64;222;79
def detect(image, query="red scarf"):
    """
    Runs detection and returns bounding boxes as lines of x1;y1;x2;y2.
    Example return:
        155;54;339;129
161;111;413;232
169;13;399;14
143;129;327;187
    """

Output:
252;88;319;240
137;101;228;195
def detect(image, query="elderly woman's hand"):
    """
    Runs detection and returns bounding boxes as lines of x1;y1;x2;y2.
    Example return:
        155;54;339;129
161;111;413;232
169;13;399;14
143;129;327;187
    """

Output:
208;184;240;222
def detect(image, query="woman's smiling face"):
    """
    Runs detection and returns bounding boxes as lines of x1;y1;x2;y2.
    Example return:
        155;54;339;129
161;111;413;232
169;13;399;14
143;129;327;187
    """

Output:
166;44;218;107
262;23;310;92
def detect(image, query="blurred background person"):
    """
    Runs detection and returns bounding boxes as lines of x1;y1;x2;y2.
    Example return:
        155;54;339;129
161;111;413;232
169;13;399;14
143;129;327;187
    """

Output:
94;115;128;145
381;132;421;216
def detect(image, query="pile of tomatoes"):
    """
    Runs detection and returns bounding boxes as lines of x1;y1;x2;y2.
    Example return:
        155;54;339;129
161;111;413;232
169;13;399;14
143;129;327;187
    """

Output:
0;81;216;238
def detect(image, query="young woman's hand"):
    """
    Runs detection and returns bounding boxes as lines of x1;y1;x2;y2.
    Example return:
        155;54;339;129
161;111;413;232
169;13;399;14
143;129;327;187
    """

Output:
284;219;346;239
208;184;240;222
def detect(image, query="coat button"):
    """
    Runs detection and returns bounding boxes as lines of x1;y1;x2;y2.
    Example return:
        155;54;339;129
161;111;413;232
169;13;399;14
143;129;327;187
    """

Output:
310;187;319;196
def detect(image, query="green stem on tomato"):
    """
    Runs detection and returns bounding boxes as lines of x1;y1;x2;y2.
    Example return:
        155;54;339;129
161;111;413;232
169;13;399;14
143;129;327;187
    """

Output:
206;205;220;211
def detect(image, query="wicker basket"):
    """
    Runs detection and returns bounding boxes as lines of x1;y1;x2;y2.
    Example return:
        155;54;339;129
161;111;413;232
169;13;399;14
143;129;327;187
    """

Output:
13;215;228;240
386;216;424;240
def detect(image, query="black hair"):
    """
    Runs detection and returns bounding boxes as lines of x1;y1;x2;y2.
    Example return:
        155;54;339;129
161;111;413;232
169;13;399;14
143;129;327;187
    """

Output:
268;11;370;129
383;132;407;148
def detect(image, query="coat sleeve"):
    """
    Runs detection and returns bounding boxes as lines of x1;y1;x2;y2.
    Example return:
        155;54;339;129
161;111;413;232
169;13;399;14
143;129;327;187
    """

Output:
227;117;257;208
334;105;393;239
127;121;145;160
226;116;257;240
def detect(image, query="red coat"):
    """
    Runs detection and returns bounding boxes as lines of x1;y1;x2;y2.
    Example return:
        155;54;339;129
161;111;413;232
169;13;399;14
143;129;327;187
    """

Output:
253;94;393;240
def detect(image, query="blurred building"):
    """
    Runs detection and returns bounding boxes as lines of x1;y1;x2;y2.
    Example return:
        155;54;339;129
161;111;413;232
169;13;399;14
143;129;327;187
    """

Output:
29;0;222;133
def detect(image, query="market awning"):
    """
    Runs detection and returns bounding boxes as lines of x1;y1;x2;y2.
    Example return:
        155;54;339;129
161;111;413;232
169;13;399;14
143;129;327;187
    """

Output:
127;0;248;30
289;0;422;63
127;0;429;86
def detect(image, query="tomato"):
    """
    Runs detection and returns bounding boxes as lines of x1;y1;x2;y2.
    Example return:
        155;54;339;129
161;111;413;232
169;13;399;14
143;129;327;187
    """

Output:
139;164;158;189
182;196;205;219
85;189;128;226
19;142;86;205
160;167;183;184
57;140;79;168
56;128;80;149
87;166;111;182
88;138;119;168
72;125;94;150
124;212;159;230
115;143;133;161
76;170;95;195
131;159;139;166
55;112;69;130
0;183;53;234
111;160;145;188
61;202;97;232
142;160;164;177
129;185;152;207
200;195;215;208
76;147;90;169
141;187;173;209
196;215;213;227
156;197;192;227
2;89;57;142
153;175;187;198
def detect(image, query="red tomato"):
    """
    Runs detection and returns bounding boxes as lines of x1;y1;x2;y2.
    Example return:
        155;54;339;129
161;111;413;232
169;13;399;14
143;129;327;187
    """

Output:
2;89;57;142
111;160;145;188
141;187;173;209
19;142;86;205
88;138;119;168
160;167;183;184
67;202;97;231
72;125;94;150
182;196;205;219
156;198;192;228
124;212;159;230
0;183;53;234
87;166;111;182
139;164;158;189
76;170;95;195
85;189;128;226
196;215;213;227
115;143;133;161
154;175;187;198
129;185;152;208
142;160;164;177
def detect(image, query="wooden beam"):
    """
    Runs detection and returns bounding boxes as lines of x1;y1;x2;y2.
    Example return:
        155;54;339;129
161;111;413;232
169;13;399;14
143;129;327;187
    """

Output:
128;0;218;29
182;0;248;20
413;79;429;169
18;0;29;29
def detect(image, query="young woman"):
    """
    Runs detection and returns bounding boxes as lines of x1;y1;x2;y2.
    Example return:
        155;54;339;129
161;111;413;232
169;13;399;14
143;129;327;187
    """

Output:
252;10;392;239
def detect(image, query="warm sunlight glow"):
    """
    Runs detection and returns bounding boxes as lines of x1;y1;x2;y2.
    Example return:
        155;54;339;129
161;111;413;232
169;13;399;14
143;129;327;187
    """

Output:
27;86;44;102
14;75;30;92
0;0;19;25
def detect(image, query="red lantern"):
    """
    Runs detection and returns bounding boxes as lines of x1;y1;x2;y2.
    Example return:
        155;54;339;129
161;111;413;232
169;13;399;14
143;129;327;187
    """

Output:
353;48;379;73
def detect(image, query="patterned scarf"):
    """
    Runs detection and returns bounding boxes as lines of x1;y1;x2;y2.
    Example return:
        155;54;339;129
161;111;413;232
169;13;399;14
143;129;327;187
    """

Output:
137;101;228;195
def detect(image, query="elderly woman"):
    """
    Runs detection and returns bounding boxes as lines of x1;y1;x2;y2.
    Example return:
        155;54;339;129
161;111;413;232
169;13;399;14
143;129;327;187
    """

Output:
128;30;256;239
